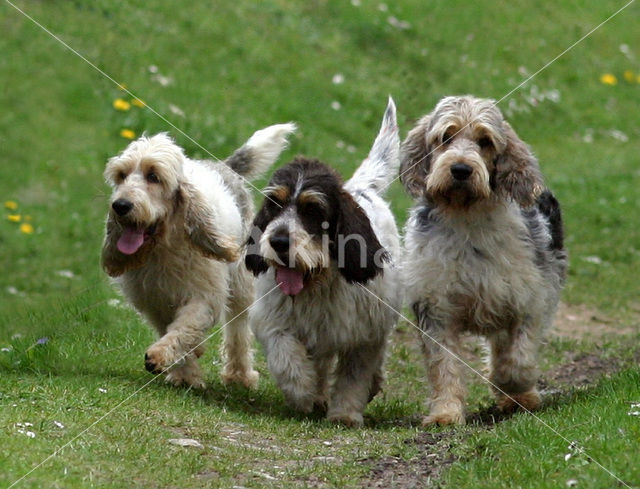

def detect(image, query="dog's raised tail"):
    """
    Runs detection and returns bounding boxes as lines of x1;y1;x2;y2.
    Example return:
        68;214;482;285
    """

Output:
347;96;400;196
226;123;297;180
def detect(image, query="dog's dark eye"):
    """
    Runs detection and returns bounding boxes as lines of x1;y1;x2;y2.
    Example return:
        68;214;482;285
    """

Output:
146;171;160;184
298;201;325;217
118;171;127;181
442;131;455;145
478;137;493;150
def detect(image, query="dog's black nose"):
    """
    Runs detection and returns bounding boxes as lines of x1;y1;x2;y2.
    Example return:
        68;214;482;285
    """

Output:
269;233;290;253
112;198;133;216
450;163;473;181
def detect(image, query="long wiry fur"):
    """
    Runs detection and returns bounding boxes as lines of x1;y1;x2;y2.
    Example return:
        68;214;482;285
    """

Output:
400;95;567;425
101;124;295;389
247;99;402;427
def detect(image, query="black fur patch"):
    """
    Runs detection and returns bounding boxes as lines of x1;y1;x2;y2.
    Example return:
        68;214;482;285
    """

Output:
414;204;436;233
536;190;564;250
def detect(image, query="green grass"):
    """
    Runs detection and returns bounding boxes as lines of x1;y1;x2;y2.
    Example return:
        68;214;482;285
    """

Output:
1;0;640;487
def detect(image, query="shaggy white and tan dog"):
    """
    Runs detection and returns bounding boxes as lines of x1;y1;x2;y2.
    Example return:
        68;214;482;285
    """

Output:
400;95;567;425
101;124;295;389
245;99;402;427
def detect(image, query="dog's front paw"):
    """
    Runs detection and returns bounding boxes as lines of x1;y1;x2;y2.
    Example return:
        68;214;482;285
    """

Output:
221;368;259;389
421;410;466;426
327;411;364;428
166;366;206;389
497;388;541;413
144;343;183;374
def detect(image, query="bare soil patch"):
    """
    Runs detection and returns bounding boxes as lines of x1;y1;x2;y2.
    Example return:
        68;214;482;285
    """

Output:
360;431;457;489
553;302;636;340
544;351;620;387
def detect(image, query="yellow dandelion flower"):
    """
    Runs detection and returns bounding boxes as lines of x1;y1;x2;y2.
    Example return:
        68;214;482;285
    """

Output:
600;73;617;85
120;129;136;140
117;83;127;91
131;98;145;108
623;70;635;83
7;214;21;222
113;98;131;111
20;223;34;234
4;200;18;210
637;74;640;84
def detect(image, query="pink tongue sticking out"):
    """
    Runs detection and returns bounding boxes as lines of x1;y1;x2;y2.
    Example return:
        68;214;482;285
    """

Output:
117;228;145;255
275;267;305;296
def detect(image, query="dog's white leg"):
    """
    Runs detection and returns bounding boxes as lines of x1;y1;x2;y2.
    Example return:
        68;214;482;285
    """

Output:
418;313;467;426
327;343;385;428
262;332;317;413
144;300;213;388
489;322;542;413
220;268;259;389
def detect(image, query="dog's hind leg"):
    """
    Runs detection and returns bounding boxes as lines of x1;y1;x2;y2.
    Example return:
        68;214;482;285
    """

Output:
220;267;259;389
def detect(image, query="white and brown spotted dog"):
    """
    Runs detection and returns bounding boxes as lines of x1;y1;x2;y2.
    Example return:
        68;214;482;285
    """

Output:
245;99;402;427
400;95;567;425
102;124;295;389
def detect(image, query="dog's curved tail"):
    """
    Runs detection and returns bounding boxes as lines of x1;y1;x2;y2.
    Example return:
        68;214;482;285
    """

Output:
347;96;400;196
226;123;297;180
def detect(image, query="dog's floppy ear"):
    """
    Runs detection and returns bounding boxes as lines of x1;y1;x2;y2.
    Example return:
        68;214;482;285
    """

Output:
244;203;270;276
101;214;150;277
332;190;387;283
180;182;240;262
399;115;432;199
494;122;544;207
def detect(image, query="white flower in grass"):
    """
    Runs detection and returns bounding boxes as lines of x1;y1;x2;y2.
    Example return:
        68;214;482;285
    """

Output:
98;388;107;394
619;44;633;60
54;421;65;429
55;270;75;279
607;130;628;142
582;256;602;265
169;104;185;117
332;73;345;85
388;16;410;30
330;101;341;111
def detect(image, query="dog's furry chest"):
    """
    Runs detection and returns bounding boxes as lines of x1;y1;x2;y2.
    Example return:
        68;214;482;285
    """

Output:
253;267;399;355
404;206;544;331
118;247;228;328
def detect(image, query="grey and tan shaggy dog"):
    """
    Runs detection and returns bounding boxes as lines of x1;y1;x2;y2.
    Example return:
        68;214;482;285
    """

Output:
101;124;295;389
400;95;567;425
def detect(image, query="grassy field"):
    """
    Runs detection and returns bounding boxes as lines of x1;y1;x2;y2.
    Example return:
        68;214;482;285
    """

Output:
1;0;639;487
